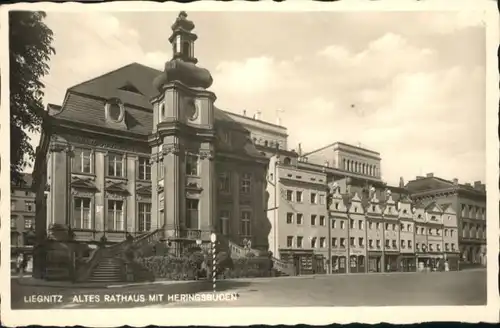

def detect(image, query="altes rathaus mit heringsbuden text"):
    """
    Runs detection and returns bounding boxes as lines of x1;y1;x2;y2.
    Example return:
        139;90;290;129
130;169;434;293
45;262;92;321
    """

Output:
24;12;486;282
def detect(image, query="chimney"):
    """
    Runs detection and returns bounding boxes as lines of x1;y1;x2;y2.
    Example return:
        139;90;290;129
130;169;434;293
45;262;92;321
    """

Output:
243;110;246;116
464;183;472;187
255;111;262;120
452;178;458;185
298;143;302;156
474;181;481;188
426;173;434;178
416;176;424;180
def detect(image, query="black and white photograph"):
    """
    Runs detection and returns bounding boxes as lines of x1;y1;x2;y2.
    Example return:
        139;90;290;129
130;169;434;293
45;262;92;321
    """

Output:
0;1;498;326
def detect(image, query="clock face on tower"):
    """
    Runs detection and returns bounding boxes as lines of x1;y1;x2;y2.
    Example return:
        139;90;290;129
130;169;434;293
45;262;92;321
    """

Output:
183;97;198;121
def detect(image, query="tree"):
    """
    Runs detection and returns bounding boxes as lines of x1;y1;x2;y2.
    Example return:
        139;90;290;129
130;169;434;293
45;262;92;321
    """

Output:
9;11;55;184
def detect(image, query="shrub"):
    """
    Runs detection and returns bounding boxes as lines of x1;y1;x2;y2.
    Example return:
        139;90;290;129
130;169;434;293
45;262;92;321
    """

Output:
139;255;199;280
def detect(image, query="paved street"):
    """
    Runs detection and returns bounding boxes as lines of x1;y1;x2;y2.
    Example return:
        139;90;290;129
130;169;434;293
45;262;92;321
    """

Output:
11;269;486;309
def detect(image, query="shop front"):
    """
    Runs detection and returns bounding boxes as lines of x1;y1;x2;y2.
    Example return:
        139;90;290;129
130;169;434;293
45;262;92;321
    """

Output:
399;255;416;272
331;250;348;274
367;251;383;273
384;252;400;272
416;253;443;272
444;252;460;271
349;249;366;273
280;249;315;275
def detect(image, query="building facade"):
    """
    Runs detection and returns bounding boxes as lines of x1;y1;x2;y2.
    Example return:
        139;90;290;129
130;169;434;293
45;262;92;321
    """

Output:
406;173;486;266
10;174;36;271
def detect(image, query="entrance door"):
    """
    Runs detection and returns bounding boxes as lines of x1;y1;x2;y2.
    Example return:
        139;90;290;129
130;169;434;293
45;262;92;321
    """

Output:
358;255;365;273
350;255;358;273
338;256;346;273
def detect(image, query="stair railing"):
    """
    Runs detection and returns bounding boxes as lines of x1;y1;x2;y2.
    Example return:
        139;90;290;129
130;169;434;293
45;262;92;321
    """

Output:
75;232;148;283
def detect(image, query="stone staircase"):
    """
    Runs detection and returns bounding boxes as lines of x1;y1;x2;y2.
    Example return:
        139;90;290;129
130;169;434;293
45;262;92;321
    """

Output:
88;255;124;283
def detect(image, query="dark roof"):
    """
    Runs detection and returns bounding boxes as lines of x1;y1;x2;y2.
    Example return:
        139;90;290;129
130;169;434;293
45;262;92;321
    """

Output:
50;62;265;161
12;173;33;189
68;62;161;109
405;176;454;192
406;176;485;196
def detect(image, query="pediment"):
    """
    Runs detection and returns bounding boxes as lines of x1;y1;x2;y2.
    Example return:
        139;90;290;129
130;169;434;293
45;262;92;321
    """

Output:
425;201;443;214
71;177;98;191
105;181;129;194
136;184;152;196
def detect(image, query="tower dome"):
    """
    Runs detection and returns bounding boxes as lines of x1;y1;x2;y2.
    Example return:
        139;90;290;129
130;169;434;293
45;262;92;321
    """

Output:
153;11;213;91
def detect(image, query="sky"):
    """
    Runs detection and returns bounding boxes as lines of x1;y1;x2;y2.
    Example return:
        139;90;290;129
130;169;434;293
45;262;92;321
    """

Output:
26;10;487;186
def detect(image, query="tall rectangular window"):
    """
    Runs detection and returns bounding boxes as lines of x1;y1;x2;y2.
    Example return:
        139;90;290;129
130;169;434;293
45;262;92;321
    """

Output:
287;236;293;248
320;216;325;226
296;191;303;202
138;203;151;232
158;159;165;179
138;157;151;180
286;190;293;201
219;172;231;193
296;213;303;225
320;237;326;248
311;237;317;248
350;237;355;246
219;210;231;235
297;236;303;248
240;210;251;236
107;200;124;231
358;220;364;230
107;153;124;177
286;212;294;224
73;148;92;174
358;237;364;247
74;198;92;229
310;215;317;226
186;154;199;176
310;193;317;204
186;199;199;229
11;217;16;228
240;173;252;194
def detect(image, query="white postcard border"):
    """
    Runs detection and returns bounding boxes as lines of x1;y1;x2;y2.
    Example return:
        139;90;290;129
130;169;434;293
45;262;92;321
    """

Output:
0;0;498;326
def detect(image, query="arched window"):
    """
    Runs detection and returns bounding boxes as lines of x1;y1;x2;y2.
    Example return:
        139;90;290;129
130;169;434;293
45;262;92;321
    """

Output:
264;140;269;147
283;157;291;165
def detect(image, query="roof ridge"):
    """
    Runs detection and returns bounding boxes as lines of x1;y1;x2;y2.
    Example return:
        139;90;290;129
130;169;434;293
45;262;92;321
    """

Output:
68;62;140;91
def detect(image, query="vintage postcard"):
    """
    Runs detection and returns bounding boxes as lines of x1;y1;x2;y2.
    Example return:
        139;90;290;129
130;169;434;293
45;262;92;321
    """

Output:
0;0;499;326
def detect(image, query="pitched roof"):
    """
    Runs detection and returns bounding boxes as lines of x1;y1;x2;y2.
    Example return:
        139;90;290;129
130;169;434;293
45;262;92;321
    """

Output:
50;62;266;161
68;62;161;109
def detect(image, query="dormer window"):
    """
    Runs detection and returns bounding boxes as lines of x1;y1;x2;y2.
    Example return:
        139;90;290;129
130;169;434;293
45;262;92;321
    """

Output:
105;98;124;123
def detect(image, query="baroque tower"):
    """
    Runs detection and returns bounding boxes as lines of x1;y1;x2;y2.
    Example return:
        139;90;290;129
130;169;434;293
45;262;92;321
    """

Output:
149;12;217;254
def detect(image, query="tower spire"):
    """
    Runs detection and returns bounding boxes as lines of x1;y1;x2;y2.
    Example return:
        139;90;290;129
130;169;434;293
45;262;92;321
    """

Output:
169;11;198;64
